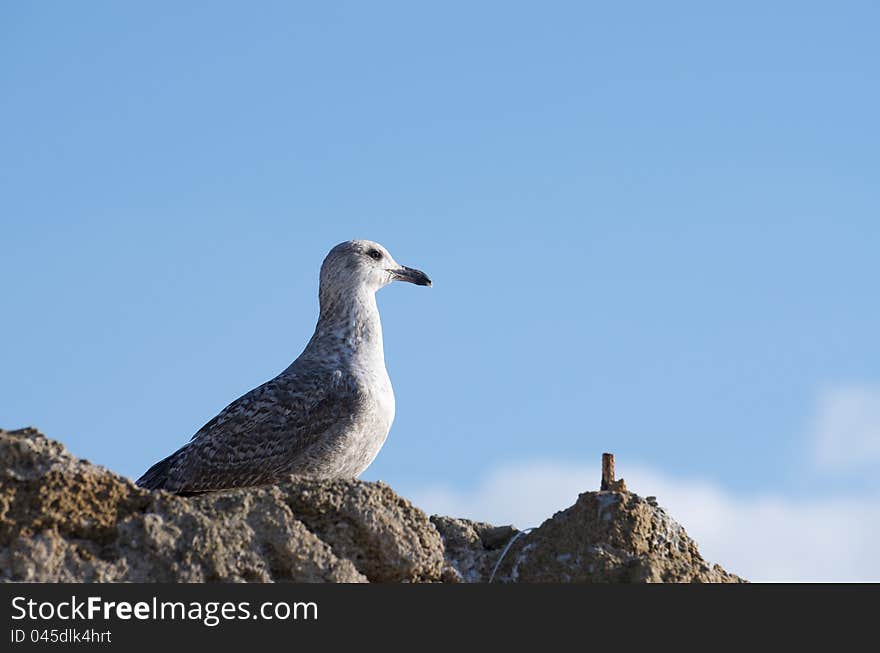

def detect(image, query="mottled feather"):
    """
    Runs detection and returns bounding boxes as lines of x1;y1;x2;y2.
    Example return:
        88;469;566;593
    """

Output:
136;240;430;494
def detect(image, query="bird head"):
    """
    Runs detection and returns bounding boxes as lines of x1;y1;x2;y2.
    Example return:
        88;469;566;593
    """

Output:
320;240;432;298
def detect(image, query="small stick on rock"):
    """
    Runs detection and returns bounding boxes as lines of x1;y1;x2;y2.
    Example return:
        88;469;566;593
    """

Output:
601;453;615;490
600;452;627;492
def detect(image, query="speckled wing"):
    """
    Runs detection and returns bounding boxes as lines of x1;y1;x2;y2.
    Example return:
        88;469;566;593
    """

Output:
137;369;360;493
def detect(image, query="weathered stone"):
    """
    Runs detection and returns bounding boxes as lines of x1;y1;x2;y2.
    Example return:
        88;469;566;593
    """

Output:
1;428;744;583
0;428;437;582
431;516;518;582
277;479;446;582
487;491;743;583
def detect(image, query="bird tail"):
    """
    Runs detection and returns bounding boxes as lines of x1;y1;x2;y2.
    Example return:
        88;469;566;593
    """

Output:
136;452;179;491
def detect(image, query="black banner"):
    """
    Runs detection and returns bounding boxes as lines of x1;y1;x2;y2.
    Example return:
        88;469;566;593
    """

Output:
0;583;874;649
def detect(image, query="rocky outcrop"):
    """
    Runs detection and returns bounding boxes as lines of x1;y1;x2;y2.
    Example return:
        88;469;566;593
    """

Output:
430;517;519;582
472;493;738;583
0;428;743;583
0;428;440;582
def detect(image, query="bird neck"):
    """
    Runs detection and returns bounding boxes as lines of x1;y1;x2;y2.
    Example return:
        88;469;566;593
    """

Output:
306;287;386;367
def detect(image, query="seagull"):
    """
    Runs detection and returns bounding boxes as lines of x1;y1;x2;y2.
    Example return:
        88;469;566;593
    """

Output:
136;239;431;494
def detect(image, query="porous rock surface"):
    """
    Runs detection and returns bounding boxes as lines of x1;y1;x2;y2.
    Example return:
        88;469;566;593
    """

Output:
477;492;742;582
0;428;743;583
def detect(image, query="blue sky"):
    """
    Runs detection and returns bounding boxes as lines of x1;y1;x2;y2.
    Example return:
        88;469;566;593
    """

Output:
2;2;879;579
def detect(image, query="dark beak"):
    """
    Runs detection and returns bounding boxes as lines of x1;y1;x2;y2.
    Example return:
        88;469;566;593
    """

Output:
390;266;432;287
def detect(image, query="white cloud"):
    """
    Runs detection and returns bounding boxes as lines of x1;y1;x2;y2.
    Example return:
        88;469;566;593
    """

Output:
407;460;880;582
811;385;880;470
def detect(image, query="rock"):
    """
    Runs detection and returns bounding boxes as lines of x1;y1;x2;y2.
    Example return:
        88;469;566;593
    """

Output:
486;491;743;583
0;428;744;583
0;428;441;582
430;516;518;582
278;480;446;582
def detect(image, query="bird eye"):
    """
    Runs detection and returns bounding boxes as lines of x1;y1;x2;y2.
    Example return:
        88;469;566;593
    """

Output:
368;249;383;260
